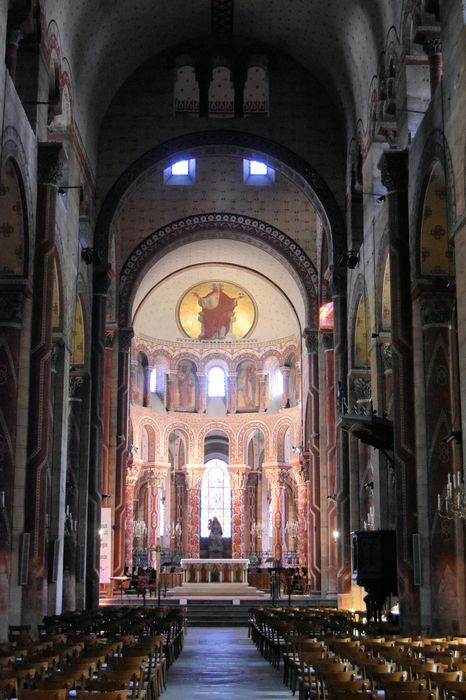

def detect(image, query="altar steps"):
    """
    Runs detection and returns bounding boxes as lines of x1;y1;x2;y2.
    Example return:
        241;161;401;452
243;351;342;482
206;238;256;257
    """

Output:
168;582;266;598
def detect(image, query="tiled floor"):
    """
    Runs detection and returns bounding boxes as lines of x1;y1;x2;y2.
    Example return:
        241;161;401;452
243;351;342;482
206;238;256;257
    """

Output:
163;627;292;699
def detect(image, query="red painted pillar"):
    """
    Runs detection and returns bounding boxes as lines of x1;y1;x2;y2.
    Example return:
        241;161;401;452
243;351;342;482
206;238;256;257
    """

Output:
379;149;420;629
23;144;64;627
185;468;203;557
230;468;247;558
113;329;133;576
265;467;288;565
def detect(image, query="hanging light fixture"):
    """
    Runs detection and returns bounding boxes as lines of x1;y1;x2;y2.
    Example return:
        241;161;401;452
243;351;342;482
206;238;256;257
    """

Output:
438;472;466;520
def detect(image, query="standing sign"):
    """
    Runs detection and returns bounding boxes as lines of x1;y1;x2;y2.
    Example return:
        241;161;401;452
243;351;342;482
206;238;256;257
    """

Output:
99;507;112;583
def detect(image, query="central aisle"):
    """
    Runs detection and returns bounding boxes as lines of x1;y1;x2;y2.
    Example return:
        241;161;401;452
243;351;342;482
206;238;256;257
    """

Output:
163;626;292;699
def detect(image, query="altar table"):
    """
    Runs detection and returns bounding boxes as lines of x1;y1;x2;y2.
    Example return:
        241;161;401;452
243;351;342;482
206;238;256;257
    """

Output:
180;558;249;584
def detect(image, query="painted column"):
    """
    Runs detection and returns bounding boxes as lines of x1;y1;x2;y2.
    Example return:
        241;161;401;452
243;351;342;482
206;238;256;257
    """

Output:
280;367;291;408
256;371;266;411
419;293;464;632
113;329;133;576
62;373;87;612
232;65;247;118
101;331;116;503
124;468;138;570
174;472;185;553
0;288;26;637
197;374;206;413
228;372;237;413
323;332;337;594
230;467;248;558
23;143;63;628
292;466;309;573
87;263;112;609
265;466;288;565
185;467;204;557
379;149;420;629
246;472;259;554
303;329;322;592
195;65;212;118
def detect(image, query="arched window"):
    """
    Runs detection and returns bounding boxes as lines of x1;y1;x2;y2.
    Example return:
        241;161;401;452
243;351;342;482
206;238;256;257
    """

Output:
208;366;225;397
149;368;157;393
200;459;231;537
271;369;283;397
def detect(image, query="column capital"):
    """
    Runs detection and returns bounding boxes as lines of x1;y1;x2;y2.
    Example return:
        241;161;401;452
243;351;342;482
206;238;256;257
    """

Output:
185;466;204;489
118;328;134;353
37;142;65;185
229;466;248;490
419;293;455;326
303;327;319;354
378;148;409;193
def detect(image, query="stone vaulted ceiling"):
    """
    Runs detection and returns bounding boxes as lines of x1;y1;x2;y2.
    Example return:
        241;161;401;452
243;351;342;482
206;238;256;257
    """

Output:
44;0;402;157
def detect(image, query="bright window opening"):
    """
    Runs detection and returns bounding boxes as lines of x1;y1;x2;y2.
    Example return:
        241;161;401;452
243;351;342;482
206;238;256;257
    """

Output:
208;367;226;397
163;158;196;185
201;459;231;537
150;369;157;393
271;370;283;397
243;159;275;185
171;160;189;175
249;160;268;175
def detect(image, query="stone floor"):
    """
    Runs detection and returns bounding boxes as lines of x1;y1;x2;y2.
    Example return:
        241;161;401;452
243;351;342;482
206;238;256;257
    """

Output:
163;626;292;699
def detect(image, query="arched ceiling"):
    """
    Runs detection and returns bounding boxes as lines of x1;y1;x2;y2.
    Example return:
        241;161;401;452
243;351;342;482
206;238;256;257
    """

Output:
44;0;402;156
132;240;304;344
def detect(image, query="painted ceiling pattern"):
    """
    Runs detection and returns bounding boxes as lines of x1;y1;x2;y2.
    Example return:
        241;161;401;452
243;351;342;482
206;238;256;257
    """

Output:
44;0;402;154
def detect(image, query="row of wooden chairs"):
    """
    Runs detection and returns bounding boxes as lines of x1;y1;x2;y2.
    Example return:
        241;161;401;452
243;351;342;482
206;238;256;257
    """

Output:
249;606;466;700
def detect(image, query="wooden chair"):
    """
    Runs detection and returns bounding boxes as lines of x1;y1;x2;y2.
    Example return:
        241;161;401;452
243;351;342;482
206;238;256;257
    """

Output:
76;692;126;700
0;677;18;699
18;690;68;700
369;671;405;690
385;690;435;700
326;679;369;699
436;680;466;700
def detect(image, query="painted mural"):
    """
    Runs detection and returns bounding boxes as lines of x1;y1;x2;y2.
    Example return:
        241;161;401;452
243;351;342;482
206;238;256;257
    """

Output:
177;281;257;340
175;360;196;411
237;361;256;411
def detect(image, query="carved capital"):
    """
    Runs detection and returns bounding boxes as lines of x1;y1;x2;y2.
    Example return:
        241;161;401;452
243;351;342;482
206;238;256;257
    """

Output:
379;149;408;192
380;342;393;371
420;294;455;325
303;328;319;354
350;377;372;402
229;468;248;490
105;331;116;349
118;328;134;353
322;333;334;350
0;290;24;324
291;465;305;487
69;374;86;399
37;142;64;185
424;37;442;56
185;467;204;489
265;466;289;489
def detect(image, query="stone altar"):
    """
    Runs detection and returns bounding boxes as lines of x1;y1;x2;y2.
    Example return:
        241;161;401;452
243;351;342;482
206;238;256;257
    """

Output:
180;558;249;584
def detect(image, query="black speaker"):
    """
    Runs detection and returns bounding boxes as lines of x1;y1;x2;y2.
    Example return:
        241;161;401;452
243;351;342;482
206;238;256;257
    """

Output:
351;530;397;594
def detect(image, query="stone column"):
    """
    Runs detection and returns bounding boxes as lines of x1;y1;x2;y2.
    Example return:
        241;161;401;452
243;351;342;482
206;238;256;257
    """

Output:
146;470;167;553
424;37;442;95
113;329;133;576
197;374;206;413
195;65;212;118
256;371;266;411
228;372;237;413
5;28;22;82
124;469;138;570
322;332;338;594
62;373;87;612
265;466;288;565
174;472;185;553
303;328;322;592
185;467;204;557
0;288;26;637
102;331;116;502
230;467;248;558
280;367;291;408
23;143;63;628
419;293;464;632
379;148;420;629
232;65;247;118
292;466;309;573
87;264;112;609
246;472;259;554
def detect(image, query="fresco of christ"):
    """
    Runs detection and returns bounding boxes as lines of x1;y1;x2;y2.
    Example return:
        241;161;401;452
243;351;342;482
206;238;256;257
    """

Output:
193;283;244;340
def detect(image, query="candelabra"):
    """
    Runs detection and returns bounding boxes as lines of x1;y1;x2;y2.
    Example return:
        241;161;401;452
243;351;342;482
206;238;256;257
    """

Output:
251;521;264;538
438;472;466;520
131;519;147;541
166;521;182;539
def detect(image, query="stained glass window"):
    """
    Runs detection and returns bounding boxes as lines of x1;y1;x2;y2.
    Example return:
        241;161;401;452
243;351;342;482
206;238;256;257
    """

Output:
200;459;231;537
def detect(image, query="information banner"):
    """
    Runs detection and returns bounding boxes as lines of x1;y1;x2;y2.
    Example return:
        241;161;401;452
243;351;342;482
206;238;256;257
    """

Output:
99;507;112;583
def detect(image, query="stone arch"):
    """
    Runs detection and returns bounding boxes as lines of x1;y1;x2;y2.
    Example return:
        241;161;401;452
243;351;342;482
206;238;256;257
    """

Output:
197;421;237;463
70;294;86;367
273;419;294;463
239;423;270;466
95;130;345;287
138;421;158;463
119;212;318;330
162;422;196;464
